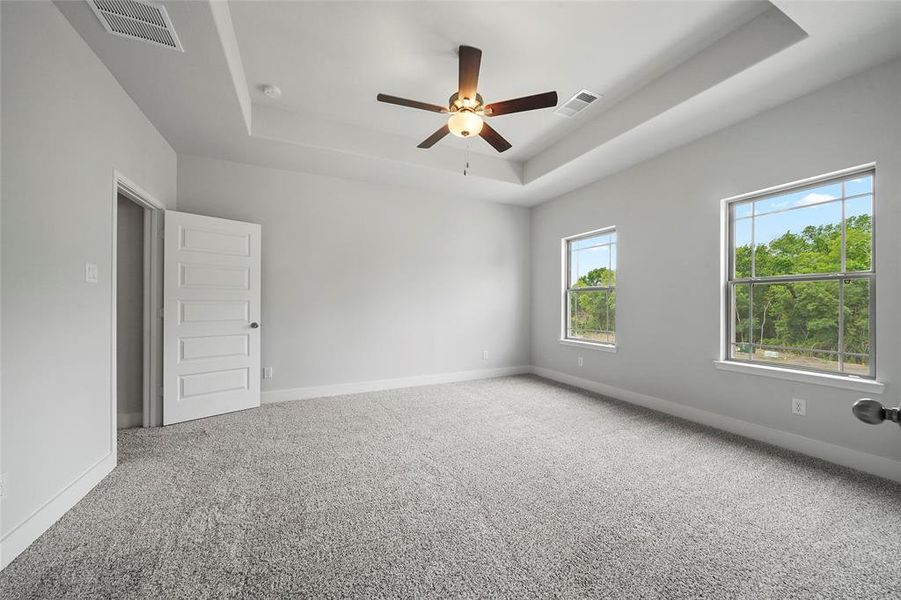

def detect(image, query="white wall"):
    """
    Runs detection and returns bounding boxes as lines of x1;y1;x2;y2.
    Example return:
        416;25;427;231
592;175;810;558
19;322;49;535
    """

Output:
1;2;176;567
531;59;901;470
116;195;144;429
177;155;531;396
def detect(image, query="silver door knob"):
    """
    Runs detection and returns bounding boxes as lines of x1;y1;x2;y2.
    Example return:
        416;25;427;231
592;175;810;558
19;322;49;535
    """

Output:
250;322;260;329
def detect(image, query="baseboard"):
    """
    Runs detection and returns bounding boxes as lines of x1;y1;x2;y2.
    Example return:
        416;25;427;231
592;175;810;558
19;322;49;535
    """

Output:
0;451;116;570
530;366;901;484
116;411;143;429
261;365;532;404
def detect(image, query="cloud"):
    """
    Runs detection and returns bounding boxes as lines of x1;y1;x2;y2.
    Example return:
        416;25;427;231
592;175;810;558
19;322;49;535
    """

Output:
797;192;837;206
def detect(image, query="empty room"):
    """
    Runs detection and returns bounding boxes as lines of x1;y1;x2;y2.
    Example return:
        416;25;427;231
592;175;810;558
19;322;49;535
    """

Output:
1;1;900;598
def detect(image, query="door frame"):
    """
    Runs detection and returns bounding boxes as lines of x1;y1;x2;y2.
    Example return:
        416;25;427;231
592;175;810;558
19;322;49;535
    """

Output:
111;170;166;434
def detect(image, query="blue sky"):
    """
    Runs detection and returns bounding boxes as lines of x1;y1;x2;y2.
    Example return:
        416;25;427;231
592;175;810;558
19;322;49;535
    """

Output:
571;234;616;284
734;175;872;248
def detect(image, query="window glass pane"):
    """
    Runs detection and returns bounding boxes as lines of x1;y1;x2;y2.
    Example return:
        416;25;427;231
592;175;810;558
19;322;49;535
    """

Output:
844;174;873;196
733;283;750;346
569;232;616;288
731;344;752;362
572;233;612;250
754;182;841;216
753;347;841;373
609;242;617;286
607;290;616;340
749;280;840;371
733;218;752;278
843;355;870;377
753;201;842;276
568;290;613;344
570;245;608;287
845;195;872;272
843;279;870;374
734;202;752;219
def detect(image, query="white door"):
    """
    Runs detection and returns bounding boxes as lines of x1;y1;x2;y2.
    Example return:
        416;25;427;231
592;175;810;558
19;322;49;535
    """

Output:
163;211;261;425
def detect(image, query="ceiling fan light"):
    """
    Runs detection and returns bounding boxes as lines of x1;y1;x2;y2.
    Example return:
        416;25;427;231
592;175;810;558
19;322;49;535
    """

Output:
447;111;483;138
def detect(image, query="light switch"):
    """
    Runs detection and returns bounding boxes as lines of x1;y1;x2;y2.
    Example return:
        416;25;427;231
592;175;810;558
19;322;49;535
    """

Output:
85;263;99;284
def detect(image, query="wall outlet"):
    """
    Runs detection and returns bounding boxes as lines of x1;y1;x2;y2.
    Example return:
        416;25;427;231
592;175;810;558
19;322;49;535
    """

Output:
791;397;807;416
262;367;273;380
482;350;488;360
84;262;98;284
577;356;584;368
0;472;8;500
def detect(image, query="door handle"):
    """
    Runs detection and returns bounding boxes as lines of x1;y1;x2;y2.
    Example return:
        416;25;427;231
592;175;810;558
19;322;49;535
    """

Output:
853;398;900;427
250;322;260;329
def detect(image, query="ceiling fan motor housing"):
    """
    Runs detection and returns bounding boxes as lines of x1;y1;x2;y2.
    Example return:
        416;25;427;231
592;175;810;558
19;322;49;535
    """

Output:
449;92;484;112
447;92;485;137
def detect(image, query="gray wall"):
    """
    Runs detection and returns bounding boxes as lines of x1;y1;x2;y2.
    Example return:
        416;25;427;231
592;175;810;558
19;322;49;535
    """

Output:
531;58;901;465
116;195;144;428
1;1;176;550
177;155;531;394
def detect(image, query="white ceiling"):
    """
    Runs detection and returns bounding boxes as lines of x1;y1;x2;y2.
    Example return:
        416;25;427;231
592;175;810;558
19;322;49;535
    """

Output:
229;0;767;161
56;1;901;206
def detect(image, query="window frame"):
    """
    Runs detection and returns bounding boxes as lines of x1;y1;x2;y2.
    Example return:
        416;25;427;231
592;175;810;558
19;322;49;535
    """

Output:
561;226;617;350
723;166;876;379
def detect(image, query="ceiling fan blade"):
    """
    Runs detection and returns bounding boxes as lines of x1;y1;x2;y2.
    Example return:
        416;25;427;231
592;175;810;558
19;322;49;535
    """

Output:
458;45;482;101
417;124;451;149
377;94;447;113
484;91;558;116
479;122;512;153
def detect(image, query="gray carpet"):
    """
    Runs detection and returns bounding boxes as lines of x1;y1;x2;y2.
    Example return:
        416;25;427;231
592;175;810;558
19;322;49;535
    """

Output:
2;375;900;599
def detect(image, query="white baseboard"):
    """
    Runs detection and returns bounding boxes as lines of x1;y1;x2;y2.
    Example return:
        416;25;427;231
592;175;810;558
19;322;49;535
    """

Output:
261;365;532;404
530;366;901;484
1;451;116;570
116;411;143;429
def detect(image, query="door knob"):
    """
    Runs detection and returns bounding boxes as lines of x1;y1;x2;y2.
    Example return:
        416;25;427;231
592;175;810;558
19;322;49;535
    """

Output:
852;398;900;426
250;322;260;329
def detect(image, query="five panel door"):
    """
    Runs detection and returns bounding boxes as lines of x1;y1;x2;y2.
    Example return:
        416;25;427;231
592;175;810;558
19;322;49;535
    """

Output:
163;211;261;425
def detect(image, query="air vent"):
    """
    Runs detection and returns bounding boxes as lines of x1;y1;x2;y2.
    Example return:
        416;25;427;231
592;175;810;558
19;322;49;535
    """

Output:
554;89;601;118
88;0;183;52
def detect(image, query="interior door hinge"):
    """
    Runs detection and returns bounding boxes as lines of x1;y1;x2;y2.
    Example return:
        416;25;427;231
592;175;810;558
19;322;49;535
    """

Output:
158;387;164;399
159;308;165;319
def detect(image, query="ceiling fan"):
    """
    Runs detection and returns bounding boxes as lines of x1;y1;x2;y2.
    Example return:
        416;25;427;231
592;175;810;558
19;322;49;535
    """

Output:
377;45;557;153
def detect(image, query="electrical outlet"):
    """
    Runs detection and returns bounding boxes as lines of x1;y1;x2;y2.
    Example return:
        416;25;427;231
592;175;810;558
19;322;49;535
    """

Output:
791;397;807;416
482;350;489;360
262;367;273;380
84;263;98;284
0;472;8;500
577;356;584;368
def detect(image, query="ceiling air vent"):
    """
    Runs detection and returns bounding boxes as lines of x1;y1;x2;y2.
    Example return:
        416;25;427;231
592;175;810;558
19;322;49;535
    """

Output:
88;0;184;52
554;89;601;118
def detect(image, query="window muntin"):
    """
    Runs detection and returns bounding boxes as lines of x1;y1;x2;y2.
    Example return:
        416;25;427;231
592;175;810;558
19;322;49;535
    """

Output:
727;170;874;377
565;229;616;346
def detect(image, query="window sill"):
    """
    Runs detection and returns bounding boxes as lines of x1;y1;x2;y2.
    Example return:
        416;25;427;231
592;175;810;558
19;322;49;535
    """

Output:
713;360;883;394
559;339;617;353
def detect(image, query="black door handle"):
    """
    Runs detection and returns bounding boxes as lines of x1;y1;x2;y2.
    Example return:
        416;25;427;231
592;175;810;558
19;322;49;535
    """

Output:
250;322;260;329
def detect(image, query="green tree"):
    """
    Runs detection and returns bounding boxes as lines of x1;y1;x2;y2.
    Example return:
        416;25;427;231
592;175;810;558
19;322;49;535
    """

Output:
571;267;616;342
733;213;871;371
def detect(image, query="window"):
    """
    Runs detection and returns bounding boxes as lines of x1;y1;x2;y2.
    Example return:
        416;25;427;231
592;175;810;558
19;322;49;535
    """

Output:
564;228;616;347
726;168;874;377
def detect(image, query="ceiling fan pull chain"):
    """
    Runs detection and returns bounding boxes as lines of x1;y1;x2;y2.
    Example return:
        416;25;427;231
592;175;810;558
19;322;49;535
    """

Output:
464;142;470;176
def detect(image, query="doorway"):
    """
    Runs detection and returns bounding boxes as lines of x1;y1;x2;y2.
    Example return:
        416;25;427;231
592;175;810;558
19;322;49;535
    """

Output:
116;194;145;428
112;172;165;429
